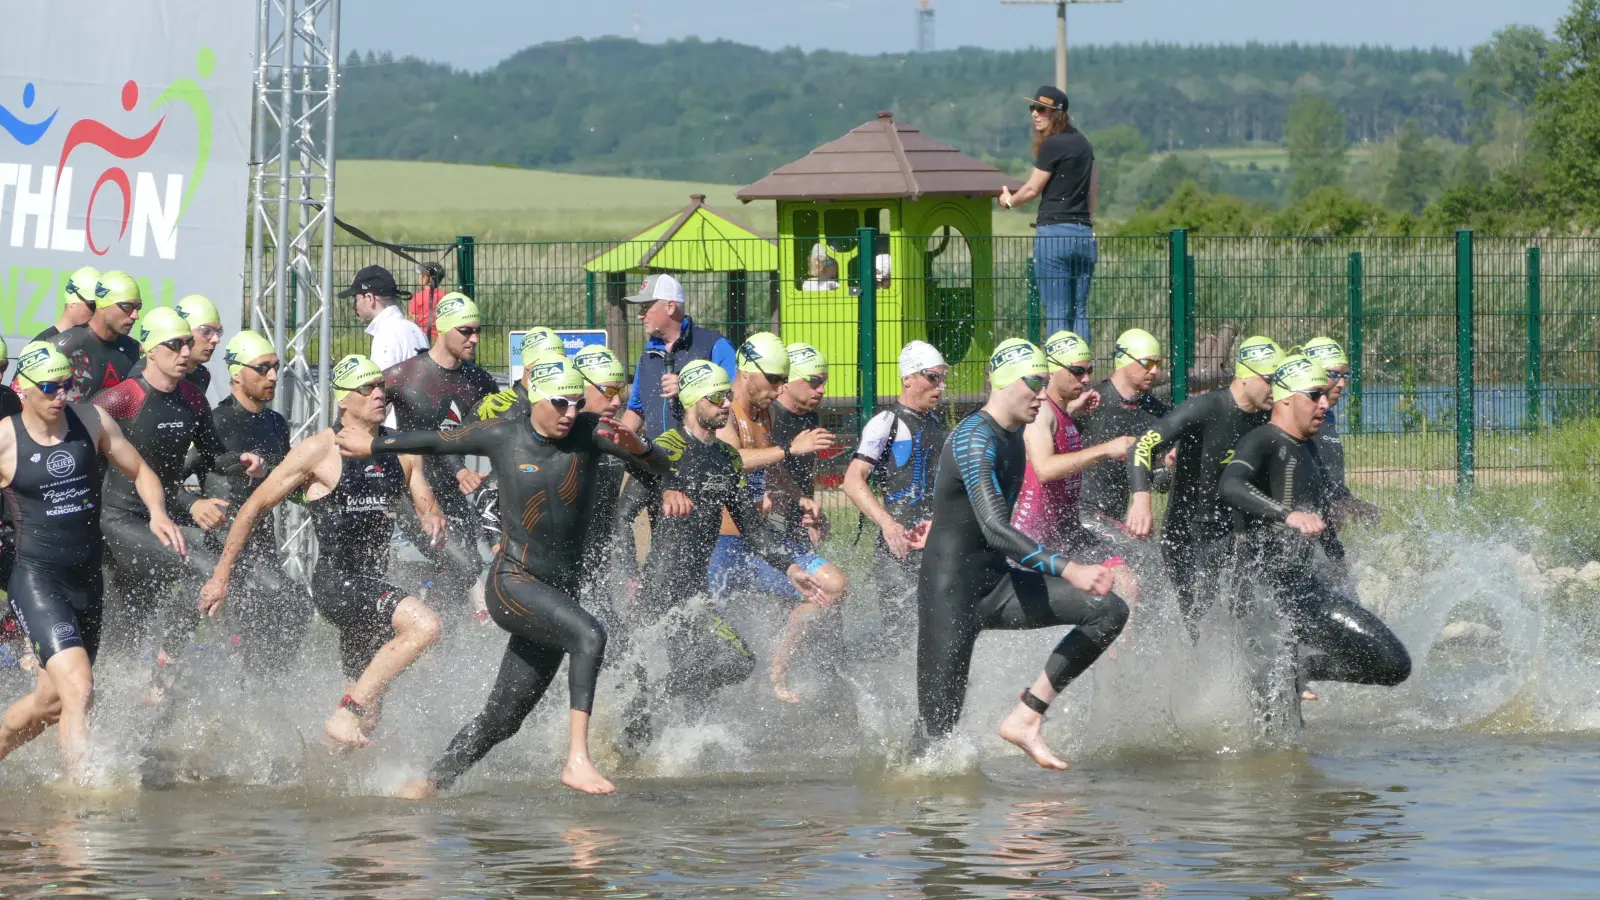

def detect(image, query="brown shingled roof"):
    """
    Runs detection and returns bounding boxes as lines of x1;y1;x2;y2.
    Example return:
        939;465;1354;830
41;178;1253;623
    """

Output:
736;112;1022;202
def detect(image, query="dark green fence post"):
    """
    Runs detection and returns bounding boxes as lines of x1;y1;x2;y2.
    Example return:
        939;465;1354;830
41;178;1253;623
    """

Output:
1347;251;1364;430
1185;253;1197;390
455;235;476;300
1168;229;1190;403
857;227;878;430
1455;229;1475;494
1525;245;1541;432
1025;257;1043;345
585;270;597;328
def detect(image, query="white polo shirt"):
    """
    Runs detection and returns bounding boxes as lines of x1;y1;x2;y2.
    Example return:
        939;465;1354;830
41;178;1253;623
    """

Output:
366;304;429;372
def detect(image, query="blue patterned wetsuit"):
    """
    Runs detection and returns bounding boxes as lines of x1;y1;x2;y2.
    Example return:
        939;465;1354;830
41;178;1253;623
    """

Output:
916;410;1129;743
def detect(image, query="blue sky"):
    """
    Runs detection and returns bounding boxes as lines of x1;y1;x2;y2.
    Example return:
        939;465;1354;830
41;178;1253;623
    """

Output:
343;0;1573;70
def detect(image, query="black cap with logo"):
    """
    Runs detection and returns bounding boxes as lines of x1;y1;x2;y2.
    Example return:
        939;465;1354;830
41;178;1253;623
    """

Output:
338;265;411;300
1026;85;1069;113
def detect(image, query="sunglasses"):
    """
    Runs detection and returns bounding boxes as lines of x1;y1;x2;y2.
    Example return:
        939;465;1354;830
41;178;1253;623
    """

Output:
1326;370;1351;383
240;360;280;376
919;369;946;386
590;383;624;400
115;302;142;314
196;324;224;342
159;336;196;353
1020;374;1049;392
700;390;732;407
801;375;827;390
1030;104;1055;114
1294;389;1329;403
455;326;482;337
339;381;382;397
22;374;75;396
1066;364;1093;378
547;395;586;413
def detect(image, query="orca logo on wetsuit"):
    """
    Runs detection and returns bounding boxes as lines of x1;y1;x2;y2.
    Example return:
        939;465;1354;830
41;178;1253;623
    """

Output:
52;622;75;641
45;450;75;478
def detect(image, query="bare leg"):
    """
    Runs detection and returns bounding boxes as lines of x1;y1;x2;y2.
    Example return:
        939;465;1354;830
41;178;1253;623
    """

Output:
0;671;61;763
998;673;1070;771
560;709;614;795
44;650;93;778
771;563;847;703
325;598;441;749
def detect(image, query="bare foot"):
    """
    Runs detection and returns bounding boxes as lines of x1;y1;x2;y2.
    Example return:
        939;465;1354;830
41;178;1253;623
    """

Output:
998;706;1070;771
1302;690;1318;702
561;757;615;795
772;682;801;704
394;777;437;800
323;708;372;750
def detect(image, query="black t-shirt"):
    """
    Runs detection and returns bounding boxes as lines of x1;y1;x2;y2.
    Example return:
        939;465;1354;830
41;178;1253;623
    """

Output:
1034;129;1095;227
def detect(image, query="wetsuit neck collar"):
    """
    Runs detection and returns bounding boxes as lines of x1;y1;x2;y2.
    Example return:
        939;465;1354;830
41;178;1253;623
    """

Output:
977;404;1025;433
88;317;119;344
230;387;268;414
141;369;182;395
427;343;464;371
1268;419;1313;443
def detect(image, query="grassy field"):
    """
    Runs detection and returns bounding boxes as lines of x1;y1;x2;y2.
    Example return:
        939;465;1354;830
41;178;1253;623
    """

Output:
1152;144;1376;172
336;160;779;243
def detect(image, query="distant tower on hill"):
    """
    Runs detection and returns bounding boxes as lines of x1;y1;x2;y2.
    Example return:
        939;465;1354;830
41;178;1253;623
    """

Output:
916;1;935;52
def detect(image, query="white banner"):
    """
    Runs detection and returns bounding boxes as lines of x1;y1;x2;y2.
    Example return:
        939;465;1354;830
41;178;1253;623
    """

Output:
0;0;254;391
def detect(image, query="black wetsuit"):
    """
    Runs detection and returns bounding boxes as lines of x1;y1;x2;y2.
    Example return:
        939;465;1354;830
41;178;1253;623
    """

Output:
769;400;819;544
1129;387;1267;635
0;386;23;589
204;395;307;673
916;410;1129;744
94;376;284;661
384;353;500;605
378;413;669;790
1219;423;1410;689
625;425;803;748
51;324;141;402
3;407;104;665
34;324;61;341
1079;379;1170;520
307;426;413;679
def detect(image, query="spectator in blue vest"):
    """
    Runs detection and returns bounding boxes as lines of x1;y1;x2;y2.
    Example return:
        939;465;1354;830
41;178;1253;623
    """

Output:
619;274;737;440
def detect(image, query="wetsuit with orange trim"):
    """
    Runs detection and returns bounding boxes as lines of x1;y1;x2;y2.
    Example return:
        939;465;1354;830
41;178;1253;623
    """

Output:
375;411;668;790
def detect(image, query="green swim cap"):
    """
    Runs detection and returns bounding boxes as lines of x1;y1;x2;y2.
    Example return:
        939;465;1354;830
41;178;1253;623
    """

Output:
64;266;101;308
16;341;70;384
434;292;480;332
224;331;277;375
175;294;221;326
332;354;385;401
1271;354;1331;403
737;331;789;378
526;358;584;401
988;337;1048;389
1042;330;1091;368
1303;336;1350;369
137;307;192;352
1235;335;1285;380
679;358;732;407
572;344;626;384
95;270;140;306
1114;328;1162;369
785;342;827;380
520;327;565;368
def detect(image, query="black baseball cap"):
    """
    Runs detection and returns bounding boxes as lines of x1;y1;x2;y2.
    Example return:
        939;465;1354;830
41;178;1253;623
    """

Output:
337;265;411;300
1027;86;1069;112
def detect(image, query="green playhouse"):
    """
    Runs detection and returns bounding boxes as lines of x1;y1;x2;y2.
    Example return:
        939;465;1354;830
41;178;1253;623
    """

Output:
736;112;1019;398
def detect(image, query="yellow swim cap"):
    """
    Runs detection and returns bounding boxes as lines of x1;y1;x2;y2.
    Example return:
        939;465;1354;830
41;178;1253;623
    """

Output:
679;359;732;408
520;327;565;369
1114;328;1162;369
737;331;789;378
434;292;480;332
527;358;584;400
224;331;277;375
1042;330;1091;368
1235;335;1285;380
137;307;192;352
785;342;827;380
1303;336;1350;369
572;344;626;384
95;271;140;306
1271;354;1331;403
176;294;221;327
64;266;101;308
988;337;1048;389
16;341;70;384
332;354;384;401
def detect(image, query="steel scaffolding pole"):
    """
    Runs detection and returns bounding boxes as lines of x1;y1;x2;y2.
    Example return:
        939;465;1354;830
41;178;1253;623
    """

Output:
249;0;340;580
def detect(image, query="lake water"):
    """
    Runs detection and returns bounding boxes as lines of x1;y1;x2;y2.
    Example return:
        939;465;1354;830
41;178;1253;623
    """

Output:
1;528;1596;898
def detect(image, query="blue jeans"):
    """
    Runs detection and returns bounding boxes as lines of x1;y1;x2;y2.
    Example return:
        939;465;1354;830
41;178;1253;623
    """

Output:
1034;223;1097;342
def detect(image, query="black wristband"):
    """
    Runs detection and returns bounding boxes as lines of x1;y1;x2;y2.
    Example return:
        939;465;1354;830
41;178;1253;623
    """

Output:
783;445;794;461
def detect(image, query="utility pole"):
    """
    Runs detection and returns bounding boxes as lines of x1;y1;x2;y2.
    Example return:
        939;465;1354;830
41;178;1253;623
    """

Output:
916;0;935;53
999;0;1123;91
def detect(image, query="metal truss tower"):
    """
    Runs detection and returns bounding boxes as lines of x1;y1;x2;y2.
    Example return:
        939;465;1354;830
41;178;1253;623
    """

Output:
249;0;341;578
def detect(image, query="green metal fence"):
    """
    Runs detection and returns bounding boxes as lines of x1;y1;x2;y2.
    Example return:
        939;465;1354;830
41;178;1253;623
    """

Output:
253;229;1600;493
